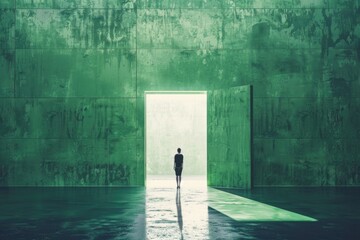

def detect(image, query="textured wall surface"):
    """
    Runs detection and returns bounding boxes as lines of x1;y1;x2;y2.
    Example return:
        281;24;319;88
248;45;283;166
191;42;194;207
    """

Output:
208;86;251;188
0;0;360;186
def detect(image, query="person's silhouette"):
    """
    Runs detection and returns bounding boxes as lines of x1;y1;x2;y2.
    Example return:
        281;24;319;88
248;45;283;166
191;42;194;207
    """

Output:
174;148;183;188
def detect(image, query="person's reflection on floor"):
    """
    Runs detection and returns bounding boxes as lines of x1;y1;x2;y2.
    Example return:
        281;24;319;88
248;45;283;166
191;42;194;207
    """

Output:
176;188;183;239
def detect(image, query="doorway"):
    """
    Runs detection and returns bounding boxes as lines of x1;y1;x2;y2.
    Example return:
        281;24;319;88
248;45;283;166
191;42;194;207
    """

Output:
145;91;207;187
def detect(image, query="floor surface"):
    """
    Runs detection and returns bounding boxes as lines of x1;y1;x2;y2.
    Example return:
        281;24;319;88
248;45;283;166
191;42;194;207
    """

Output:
1;176;360;239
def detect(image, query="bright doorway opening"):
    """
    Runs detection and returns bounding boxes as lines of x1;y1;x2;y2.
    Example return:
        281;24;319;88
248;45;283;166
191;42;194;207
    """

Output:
145;91;207;188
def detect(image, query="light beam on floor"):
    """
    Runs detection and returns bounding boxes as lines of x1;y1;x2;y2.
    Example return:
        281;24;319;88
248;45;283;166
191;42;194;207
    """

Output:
208;188;317;222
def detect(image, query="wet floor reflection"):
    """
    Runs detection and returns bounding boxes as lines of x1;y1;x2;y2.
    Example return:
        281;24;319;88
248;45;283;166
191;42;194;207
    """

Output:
176;189;183;239
146;175;208;239
208;188;316;222
0;187;146;239
145;175;317;239
1;181;360;239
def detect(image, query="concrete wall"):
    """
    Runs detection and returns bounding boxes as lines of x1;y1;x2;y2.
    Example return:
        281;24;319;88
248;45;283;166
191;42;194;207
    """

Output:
208;86;251;188
0;0;359;186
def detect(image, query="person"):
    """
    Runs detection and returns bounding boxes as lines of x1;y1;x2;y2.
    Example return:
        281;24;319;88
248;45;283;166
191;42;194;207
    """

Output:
174;148;183;188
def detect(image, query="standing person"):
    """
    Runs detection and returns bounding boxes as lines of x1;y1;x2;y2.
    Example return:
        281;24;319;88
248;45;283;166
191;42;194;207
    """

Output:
174;148;184;189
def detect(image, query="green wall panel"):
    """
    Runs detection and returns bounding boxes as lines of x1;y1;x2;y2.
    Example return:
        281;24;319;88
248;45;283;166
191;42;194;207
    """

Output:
254;97;360;139
258;0;329;8
34;98;137;139
327;8;360;49
137;0;329;9
0;98;40;138
322;49;359;97
0;9;15;49
328;0;360;8
254;138;360;186
137;9;226;49
0;139;42;186
0;98;137;139
138;7;333;50
208;86;252;188
135;98;145;184
136;97;144;138
0;49;14;97
40;139;109;163
0;138;141;186
254;139;331;186
0;139;42;163
16;8;136;49
250;49;323;97
137;48;334;98
136;138;145;184
0;0;14;9
2;162;42;186
137;49;254;95
16;49;136;97
16;0;134;9
250;9;290;49
0;139;109;164
137;49;210;95
16;0;57;8
137;0;235;9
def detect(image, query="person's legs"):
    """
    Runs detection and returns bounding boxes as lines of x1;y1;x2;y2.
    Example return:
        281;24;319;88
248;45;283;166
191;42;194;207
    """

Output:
175;168;181;188
179;176;181;187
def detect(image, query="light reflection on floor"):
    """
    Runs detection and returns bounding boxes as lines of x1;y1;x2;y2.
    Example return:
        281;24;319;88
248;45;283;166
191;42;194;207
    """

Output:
1;183;359;239
208;188;317;222
146;175;316;239
146;176;208;239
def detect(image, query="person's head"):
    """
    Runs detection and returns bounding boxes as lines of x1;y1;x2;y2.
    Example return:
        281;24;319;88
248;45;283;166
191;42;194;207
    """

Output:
177;148;181;153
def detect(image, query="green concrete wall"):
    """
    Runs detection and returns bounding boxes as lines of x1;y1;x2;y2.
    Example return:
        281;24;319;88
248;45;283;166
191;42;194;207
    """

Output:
208;86;251;188
0;0;359;186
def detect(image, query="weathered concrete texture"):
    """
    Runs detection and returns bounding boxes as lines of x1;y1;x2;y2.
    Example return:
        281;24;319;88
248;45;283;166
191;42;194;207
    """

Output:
0;98;137;139
322;48;360;97
250;49;323;97
1;0;360;186
137;0;330;9
136;6;360;51
254;97;360;139
0;138;142;186
16;49;136;97
208;86;251;188
137;49;211;94
136;97;145;138
326;8;360;50
16;0;135;9
0;96;142;186
0;49;14;97
16;8;136;49
137;48;334;97
0;0;14;9
0;9;15;49
137;47;359;98
254;139;360;186
329;0;360;8
137;49;254;96
137;8;252;49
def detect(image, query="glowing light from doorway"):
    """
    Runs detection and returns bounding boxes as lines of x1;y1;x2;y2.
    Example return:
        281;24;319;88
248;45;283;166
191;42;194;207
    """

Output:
208;188;317;222
145;92;207;177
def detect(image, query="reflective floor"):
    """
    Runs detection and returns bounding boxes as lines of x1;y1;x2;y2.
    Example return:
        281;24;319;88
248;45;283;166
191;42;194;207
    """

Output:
1;176;360;239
